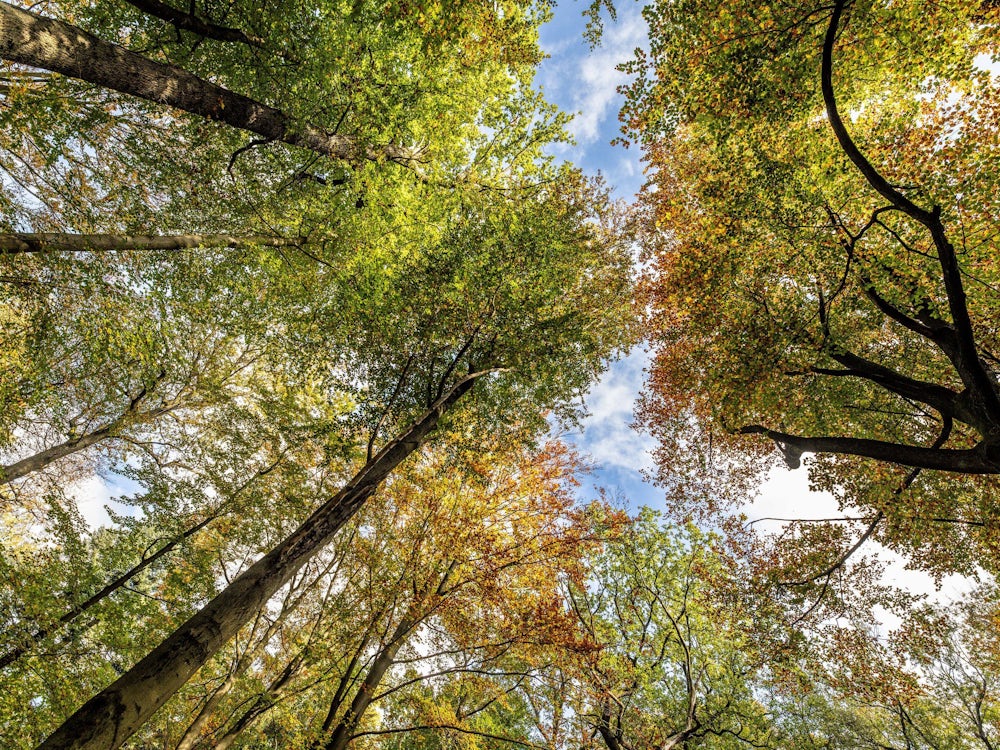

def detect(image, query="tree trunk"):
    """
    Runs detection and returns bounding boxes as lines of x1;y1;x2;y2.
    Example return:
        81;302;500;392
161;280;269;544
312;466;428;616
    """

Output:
37;374;480;750
174;673;239;750
2;428;111;483
2;399;174;484
0;2;420;168
0;233;300;254
322;614;418;750
175;575;308;750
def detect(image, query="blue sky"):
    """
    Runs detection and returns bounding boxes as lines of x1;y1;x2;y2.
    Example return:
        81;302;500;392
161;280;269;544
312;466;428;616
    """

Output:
538;1;646;199
535;1;662;509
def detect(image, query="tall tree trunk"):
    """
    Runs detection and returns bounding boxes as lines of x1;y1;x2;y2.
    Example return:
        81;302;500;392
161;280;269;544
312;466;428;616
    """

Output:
0;2;420;168
2;428;112;483
37;374;481;750
2;399;174;484
319;633;373;734
322;617;415;750
0;233;300;254
175;565;315;750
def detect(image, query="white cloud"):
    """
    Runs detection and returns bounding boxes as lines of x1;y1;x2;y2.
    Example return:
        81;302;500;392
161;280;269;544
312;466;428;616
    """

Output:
568;10;647;145
745;465;840;531
617;155;638;178
572;348;655;474
72;475;118;529
71;473;142;530
537;4;647;146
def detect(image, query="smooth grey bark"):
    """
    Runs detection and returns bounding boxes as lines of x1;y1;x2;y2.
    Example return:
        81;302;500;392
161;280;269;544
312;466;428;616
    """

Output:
0;2;420;168
2;401;175;484
37;373;481;750
2;428;111;483
174;604;291;750
0;233;301;254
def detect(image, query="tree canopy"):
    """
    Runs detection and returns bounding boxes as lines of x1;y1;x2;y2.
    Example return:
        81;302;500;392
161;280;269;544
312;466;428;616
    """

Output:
5;0;1000;748
1;0;636;746
628;0;1000;576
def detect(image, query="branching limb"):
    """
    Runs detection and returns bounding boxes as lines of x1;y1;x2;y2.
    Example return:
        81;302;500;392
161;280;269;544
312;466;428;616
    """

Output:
737;421;993;473
123;0;268;48
823;0;1000;422
821;1;931;224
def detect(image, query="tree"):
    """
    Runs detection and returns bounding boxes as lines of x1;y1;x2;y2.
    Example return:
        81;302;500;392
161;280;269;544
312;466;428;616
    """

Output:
277;439;589;750
572;511;776;749
0;0;552;188
497;509;782;750
2;393;350;747
59;436;591;750
26;172;629;750
626;0;1000;571
0;1;635;747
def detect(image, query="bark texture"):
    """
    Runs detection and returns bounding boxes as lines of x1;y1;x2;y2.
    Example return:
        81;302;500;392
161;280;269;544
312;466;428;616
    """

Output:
2;429;111;483
0;233;300;254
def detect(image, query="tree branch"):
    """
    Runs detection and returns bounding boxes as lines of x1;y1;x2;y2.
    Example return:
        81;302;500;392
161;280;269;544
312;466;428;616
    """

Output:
0;234;336;259
737;423;996;473
821;348;961;422
0;3;425;172
37;370;488;750
122;0;267;48
350;724;547;749
822;0;1000;423
821;0;932;224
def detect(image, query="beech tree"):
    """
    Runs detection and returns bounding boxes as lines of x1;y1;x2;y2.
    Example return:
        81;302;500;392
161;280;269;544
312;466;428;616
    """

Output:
770;585;1000;749
19;171;630;748
625;0;1000;571
563;511;775;750
202;439;589;750
40;437;588;750
0;1;634;748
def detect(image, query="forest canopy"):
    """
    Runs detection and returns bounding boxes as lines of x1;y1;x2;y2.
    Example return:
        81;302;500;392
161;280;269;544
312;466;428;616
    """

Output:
630;0;1000;578
2;0;1000;748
